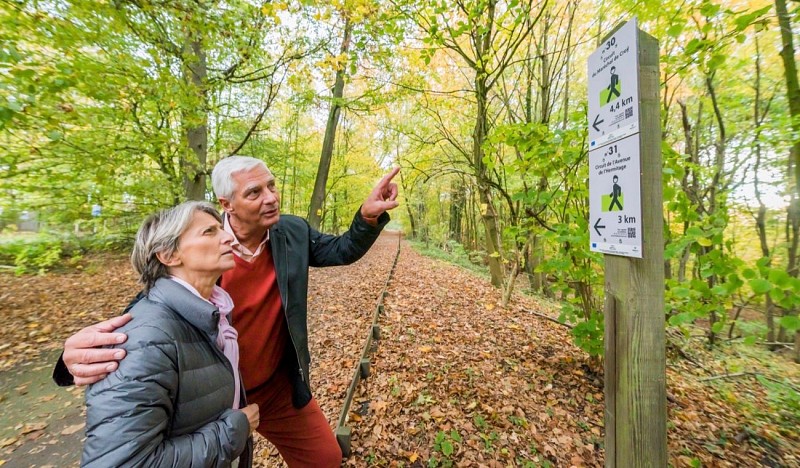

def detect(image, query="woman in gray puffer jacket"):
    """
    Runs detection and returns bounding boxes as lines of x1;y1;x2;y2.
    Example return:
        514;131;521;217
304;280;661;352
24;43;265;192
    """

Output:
81;201;259;467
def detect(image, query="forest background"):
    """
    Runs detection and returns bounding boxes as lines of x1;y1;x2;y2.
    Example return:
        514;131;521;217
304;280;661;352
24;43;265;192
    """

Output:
1;0;799;453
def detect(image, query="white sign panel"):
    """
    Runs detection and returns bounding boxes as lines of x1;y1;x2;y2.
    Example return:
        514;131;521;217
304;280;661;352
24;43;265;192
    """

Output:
588;18;640;150
589;132;642;258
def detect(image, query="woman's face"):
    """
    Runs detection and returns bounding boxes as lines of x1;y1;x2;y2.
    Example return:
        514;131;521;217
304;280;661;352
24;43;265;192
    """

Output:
167;211;235;277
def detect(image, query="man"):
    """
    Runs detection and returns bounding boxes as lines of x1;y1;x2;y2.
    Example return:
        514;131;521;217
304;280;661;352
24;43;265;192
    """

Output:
54;156;400;467
608;174;622;211
606;65;621;104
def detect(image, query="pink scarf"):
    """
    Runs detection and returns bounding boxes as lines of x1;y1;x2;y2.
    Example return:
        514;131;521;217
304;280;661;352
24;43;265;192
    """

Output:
209;286;241;410
169;277;241;409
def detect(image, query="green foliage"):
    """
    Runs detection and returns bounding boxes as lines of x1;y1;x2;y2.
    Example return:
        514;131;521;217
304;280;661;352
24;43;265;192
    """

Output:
0;233;133;275
409;240;489;278
10;239;63;275
490;117;606;355
571;312;604;357
755;376;800;427
429;429;461;466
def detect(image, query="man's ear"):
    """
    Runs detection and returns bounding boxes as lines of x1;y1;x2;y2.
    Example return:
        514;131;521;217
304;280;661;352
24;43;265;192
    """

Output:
156;250;181;267
218;197;233;213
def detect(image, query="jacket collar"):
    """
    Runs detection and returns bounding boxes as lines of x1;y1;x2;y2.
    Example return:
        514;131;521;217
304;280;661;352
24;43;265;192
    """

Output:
147;277;220;336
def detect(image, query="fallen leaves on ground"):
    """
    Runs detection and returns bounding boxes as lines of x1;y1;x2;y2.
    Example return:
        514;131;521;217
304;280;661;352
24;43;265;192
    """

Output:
340;236;602;467
0;256;139;372
2;232;798;467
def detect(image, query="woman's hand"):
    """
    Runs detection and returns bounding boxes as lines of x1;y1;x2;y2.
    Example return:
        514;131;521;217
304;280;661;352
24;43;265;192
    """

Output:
240;404;260;433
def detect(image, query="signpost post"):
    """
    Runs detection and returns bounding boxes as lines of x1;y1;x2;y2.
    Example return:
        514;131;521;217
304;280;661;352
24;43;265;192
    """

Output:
588;18;667;467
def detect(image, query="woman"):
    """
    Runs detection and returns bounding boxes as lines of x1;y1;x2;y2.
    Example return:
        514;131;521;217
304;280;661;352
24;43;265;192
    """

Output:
81;201;259;467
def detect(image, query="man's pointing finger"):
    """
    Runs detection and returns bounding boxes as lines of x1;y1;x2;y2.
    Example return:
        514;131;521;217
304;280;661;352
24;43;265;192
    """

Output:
377;167;401;188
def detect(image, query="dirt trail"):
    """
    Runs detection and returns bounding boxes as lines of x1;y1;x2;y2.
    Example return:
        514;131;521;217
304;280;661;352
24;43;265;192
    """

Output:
2;232;797;467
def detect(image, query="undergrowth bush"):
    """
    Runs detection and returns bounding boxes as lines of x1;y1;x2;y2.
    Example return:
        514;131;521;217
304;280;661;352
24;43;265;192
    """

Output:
0;233;134;275
409;239;488;277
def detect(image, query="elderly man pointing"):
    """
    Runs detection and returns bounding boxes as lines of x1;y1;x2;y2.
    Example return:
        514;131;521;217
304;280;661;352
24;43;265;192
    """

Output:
54;156;400;467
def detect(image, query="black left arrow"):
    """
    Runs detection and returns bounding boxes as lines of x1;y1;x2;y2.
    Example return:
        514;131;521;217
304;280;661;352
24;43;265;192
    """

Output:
592;114;604;132
594;218;606;236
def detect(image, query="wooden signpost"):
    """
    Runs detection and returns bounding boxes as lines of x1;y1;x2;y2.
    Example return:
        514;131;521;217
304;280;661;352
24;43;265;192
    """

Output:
588;18;667;467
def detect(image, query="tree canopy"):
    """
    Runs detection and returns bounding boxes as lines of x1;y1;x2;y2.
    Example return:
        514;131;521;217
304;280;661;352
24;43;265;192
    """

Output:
2;0;798;357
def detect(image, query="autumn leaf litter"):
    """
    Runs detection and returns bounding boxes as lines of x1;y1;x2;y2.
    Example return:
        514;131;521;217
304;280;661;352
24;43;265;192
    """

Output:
2;231;798;467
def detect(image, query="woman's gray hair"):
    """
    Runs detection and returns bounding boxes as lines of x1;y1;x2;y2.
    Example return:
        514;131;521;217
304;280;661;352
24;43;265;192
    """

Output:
131;201;222;291
211;156;271;200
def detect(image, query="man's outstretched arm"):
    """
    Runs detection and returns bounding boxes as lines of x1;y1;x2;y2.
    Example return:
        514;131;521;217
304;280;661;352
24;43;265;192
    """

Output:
53;313;132;386
308;167;400;267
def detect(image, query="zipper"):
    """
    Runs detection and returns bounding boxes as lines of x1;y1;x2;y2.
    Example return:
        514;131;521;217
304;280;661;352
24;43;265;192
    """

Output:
275;232;306;384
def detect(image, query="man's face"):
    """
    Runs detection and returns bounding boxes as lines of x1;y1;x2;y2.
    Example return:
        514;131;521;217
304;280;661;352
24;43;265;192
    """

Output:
219;166;281;231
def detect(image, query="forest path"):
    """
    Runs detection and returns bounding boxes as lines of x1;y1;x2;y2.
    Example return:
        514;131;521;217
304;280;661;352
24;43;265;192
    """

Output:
1;232;796;467
327;233;603;467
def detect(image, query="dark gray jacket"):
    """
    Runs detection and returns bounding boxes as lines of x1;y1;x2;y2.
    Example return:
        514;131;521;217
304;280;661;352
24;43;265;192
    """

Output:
269;211;388;407
81;278;252;468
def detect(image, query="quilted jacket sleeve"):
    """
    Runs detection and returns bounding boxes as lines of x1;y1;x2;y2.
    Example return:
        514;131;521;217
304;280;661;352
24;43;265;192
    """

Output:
81;325;249;468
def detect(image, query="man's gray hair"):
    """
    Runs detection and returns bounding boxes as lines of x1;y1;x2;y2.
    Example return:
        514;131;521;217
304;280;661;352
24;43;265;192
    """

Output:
212;156;271;200
131;201;222;291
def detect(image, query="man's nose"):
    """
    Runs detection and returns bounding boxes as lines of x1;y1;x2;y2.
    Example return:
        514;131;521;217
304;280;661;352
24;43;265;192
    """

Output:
262;189;277;204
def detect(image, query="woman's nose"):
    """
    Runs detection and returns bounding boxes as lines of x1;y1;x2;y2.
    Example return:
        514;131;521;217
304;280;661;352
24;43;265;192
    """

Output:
222;231;234;244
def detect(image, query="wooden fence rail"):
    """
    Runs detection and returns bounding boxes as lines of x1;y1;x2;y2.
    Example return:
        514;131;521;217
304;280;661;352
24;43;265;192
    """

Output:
335;233;401;456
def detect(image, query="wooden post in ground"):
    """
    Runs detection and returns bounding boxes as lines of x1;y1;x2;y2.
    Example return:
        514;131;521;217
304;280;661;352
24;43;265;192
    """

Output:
602;26;666;467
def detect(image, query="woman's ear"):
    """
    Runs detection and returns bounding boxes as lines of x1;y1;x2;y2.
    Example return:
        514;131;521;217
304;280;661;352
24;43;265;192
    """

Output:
156;250;182;267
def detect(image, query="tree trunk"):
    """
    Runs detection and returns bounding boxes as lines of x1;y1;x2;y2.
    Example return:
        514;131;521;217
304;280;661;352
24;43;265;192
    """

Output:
465;189;476;250
561;1;576;128
182;36;208;201
776;0;800;233
291;115;299;213
526;233;547;294
308;17;352;229
418;201;428;243
752;35;778;348
776;0;800;353
449;181;464;243
537;17;551;125
399;170;417;239
502;241;528;308
475;85;504;287
705;73;727;347
677;100;696;283
473;3;504;287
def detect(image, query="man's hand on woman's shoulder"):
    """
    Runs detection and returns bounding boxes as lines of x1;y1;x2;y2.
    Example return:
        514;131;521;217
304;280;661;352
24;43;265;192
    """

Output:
63;313;132;386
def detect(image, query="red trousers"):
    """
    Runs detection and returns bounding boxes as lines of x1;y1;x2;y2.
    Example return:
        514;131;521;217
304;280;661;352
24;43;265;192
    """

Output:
248;368;342;467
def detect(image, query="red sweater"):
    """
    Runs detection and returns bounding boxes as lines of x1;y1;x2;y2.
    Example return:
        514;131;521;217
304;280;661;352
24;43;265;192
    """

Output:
221;247;287;392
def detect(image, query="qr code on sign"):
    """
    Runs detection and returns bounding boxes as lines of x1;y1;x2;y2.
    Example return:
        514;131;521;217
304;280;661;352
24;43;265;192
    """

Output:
627;227;636;238
625;107;633;118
